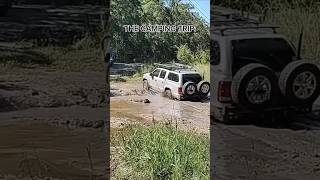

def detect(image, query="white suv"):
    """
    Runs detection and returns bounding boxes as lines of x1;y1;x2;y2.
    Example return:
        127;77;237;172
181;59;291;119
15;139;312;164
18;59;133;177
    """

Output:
143;63;210;101
211;8;320;123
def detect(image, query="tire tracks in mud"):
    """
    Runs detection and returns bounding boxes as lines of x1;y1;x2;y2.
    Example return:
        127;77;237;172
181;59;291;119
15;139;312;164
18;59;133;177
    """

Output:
213;120;320;179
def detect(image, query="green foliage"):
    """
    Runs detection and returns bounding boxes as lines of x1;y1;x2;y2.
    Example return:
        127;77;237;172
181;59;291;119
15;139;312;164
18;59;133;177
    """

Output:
177;44;194;64
194;50;210;64
194;63;210;81
213;0;319;13
111;0;209;63
215;0;320;60
177;44;209;65
114;124;209;179
264;6;320;60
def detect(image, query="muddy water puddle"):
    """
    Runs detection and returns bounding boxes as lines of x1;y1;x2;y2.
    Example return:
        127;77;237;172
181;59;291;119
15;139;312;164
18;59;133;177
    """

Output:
111;94;210;133
0;120;107;179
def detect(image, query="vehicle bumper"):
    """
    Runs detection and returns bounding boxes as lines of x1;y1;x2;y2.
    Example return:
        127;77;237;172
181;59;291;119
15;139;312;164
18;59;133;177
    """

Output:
213;104;314;122
178;93;207;101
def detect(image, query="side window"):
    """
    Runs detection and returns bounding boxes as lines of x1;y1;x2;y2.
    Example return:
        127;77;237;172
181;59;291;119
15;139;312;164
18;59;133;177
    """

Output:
152;69;161;77
159;70;167;79
168;73;179;82
211;40;220;65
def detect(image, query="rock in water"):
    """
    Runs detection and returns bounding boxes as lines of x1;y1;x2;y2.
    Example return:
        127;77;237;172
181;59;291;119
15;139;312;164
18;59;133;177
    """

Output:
144;99;150;103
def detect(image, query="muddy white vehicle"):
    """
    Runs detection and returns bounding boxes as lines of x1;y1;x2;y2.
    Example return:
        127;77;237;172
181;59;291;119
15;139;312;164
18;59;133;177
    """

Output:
0;0;11;16
143;63;210;101
211;8;320;123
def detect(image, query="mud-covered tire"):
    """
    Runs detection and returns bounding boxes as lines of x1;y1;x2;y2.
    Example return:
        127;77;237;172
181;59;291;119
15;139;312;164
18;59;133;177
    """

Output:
183;81;196;97
165;89;173;99
143;80;149;91
197;81;210;96
231;63;278;110
279;61;320;106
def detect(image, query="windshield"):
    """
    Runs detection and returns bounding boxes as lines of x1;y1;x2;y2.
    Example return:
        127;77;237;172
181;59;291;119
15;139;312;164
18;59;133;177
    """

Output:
232;38;296;73
182;74;202;84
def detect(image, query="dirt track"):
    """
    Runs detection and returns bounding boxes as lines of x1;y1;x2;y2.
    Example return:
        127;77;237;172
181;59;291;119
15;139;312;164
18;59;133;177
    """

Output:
212;103;320;179
0;68;107;179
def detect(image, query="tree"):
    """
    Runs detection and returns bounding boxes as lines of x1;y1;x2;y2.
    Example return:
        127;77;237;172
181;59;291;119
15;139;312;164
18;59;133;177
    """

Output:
111;0;209;63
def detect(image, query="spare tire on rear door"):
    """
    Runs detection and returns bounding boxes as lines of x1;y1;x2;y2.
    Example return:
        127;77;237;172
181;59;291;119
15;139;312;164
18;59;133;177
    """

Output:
279;61;320;106
183;81;196;97
197;81;210;96
231;63;278;110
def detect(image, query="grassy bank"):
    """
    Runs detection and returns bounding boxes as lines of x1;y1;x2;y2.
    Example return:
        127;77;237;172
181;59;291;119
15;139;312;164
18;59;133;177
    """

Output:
194;63;210;81
111;124;209;179
0;45;104;72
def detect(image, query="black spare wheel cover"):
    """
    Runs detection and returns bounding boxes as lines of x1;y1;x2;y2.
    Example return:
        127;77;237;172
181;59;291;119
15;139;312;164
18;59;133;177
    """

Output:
183;81;196;96
279;60;320;105
231;63;278;110
197;80;210;96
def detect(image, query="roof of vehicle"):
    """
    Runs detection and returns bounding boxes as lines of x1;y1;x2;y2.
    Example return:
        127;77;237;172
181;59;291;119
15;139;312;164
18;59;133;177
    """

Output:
156;67;200;75
211;6;280;38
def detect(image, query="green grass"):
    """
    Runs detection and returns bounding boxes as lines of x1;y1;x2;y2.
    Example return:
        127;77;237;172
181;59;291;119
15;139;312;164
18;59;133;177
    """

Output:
194;63;210;81
35;46;105;71
0;34;105;71
112;124;209;180
264;6;320;61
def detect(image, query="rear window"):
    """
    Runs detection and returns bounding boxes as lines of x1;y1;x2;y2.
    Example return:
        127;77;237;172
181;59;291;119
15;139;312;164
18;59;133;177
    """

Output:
182;74;202;84
168;73;179;82
232;38;295;73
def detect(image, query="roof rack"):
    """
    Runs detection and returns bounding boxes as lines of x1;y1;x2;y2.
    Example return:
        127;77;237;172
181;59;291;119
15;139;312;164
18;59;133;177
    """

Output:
218;26;280;36
211;6;277;36
154;63;196;72
212;6;261;22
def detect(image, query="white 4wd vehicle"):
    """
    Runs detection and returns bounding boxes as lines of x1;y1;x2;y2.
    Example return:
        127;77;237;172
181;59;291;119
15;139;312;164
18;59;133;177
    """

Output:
211;8;320;123
143;63;210;101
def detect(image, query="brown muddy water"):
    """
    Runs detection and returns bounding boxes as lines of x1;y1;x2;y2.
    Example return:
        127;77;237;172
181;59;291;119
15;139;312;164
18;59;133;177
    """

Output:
110;86;210;133
0;120;107;179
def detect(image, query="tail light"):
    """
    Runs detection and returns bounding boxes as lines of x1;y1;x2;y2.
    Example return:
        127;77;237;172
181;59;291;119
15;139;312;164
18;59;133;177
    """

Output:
178;87;183;94
218;81;232;103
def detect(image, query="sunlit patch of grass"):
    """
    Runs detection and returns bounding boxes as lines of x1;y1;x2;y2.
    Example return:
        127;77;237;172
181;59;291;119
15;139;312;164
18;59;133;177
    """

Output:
112;124;209;179
194;63;210;81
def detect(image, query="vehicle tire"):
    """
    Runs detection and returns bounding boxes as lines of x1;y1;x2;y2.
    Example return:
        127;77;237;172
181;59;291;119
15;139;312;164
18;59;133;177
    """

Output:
143;80;150;91
231;63;278;110
197;81;210;96
165;89;173;99
279;61;320;106
183;81;197;97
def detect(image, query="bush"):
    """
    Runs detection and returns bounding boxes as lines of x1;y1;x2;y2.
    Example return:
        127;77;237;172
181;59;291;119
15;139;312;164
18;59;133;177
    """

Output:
177;44;209;65
177;44;194;64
